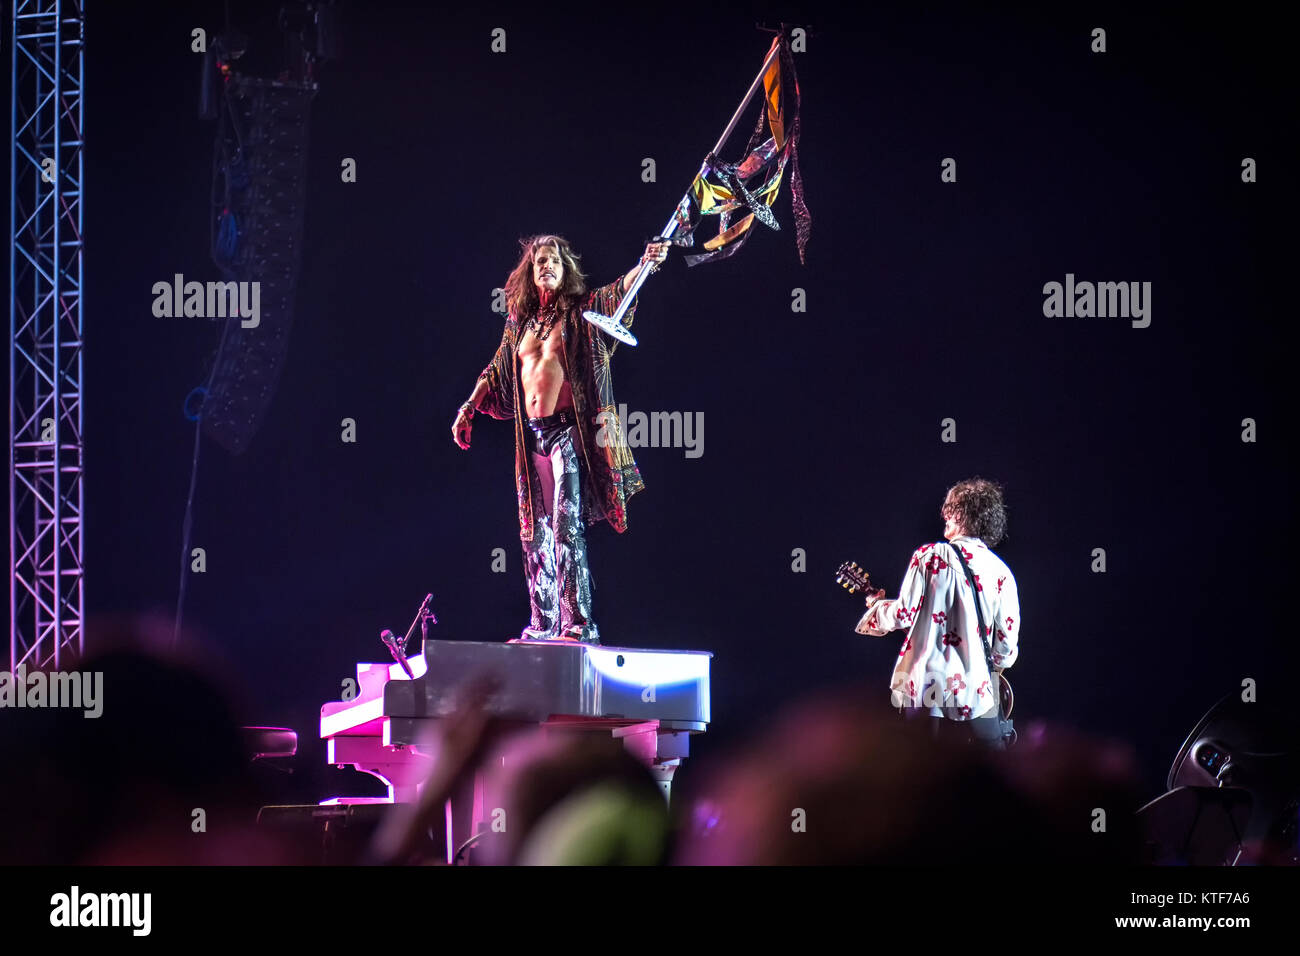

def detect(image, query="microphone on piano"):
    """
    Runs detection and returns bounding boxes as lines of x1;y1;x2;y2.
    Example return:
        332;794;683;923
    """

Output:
381;628;416;679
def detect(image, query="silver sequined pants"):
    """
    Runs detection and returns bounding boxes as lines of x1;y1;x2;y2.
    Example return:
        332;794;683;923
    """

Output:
519;410;598;643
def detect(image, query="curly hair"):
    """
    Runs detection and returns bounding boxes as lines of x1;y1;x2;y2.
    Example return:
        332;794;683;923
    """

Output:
944;477;1008;546
504;234;589;322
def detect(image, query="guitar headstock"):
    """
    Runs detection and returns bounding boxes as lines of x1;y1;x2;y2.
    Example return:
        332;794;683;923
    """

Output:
835;560;874;595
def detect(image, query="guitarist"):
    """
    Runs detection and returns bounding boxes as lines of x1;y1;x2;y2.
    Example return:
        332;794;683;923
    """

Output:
856;478;1020;749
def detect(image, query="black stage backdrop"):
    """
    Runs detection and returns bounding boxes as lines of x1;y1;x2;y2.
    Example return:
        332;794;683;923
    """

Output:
45;1;1295;803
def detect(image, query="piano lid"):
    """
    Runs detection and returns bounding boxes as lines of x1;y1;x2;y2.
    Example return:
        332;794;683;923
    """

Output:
385;641;711;726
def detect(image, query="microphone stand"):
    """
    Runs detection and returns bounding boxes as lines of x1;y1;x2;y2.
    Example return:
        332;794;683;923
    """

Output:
581;36;784;346
382;593;435;679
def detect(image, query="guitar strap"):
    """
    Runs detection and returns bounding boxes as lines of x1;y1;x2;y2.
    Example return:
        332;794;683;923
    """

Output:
946;541;1011;737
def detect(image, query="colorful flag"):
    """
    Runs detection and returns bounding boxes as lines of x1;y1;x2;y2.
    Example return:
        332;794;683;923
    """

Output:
670;35;811;266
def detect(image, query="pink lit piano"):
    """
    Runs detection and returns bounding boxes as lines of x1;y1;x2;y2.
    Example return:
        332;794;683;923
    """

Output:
320;640;712;809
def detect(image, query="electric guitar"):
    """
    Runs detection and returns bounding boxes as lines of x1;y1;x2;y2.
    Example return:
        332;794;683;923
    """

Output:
835;559;1014;718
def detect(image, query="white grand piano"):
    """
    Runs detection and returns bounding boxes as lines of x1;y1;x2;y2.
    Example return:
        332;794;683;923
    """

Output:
320;639;712;860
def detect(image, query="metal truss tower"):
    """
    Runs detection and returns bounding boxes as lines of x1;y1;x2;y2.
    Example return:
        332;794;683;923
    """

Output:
9;0;85;670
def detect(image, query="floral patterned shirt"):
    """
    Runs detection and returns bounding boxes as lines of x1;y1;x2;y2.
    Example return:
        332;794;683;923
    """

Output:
475;277;645;542
856;536;1020;720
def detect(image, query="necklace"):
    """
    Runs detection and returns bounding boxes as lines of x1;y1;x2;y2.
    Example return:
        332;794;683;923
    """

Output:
527;300;561;342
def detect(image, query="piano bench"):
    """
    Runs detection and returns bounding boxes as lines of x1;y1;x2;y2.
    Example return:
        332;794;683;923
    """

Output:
243;726;299;761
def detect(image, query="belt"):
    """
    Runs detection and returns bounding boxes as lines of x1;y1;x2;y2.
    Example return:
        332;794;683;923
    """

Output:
527;408;577;431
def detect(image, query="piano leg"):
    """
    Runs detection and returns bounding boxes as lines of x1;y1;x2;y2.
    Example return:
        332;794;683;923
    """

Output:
445;722;527;864
445;771;481;865
611;721;691;804
442;720;695;863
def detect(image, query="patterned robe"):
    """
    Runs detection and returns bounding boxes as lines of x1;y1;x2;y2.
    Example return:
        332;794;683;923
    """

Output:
476;277;645;542
856;536;1021;720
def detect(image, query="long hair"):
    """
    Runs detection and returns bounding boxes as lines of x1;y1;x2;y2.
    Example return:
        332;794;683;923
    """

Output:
945;477;1008;546
504;234;589;321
